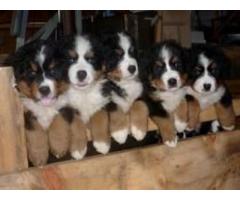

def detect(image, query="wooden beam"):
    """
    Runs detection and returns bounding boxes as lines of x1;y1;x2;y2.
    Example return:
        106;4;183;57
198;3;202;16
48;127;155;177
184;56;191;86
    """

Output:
0;130;240;189
0;67;28;174
148;98;240;131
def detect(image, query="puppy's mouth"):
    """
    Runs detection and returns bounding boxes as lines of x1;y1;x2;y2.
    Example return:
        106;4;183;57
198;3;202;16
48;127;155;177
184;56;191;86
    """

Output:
38;96;57;106
73;82;90;89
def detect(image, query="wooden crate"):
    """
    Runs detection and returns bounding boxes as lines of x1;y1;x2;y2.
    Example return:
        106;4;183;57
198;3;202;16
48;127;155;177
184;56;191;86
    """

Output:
0;67;240;189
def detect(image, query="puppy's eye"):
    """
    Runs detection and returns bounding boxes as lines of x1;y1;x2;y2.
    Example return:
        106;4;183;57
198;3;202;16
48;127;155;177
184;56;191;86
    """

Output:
129;47;134;54
28;71;36;79
68;58;76;64
172;61;182;70
49;68;59;77
153;66;162;76
195;65;203;75
85;57;95;64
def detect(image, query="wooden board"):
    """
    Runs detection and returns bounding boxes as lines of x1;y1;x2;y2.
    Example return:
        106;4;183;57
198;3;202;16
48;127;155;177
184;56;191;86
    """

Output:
0;130;239;189
148;98;240;131
0;67;28;174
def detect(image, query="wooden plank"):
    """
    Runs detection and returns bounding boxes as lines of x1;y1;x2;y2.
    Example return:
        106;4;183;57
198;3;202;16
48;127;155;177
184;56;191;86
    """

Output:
0;130;239;189
148;98;240;131
0;67;28;174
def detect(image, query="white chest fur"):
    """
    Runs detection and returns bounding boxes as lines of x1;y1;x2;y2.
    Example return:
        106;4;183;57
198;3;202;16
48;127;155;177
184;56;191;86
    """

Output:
187;86;225;110
22;97;64;130
112;79;143;113
67;80;109;123
152;87;187;113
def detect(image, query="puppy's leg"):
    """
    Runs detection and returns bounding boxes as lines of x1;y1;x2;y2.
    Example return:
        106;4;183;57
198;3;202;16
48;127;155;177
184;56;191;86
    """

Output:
90;109;110;154
48;107;71;158
215;91;236;131
24;111;49;167
174;99;188;133
110;107;130;144
70;114;88;160
130;100;149;141
152;115;177;148
186;95;201;132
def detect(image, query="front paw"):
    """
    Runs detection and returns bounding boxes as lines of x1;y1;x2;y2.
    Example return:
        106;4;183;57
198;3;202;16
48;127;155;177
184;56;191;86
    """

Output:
174;119;187;133
93;141;110;154
112;129;129;144
70;147;87;160
131;125;146;141
164;136;178;148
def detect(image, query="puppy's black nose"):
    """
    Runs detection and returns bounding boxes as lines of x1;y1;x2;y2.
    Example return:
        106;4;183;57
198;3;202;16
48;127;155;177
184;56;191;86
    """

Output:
168;78;177;87
128;65;136;74
39;86;50;96
77;70;87;81
203;83;211;91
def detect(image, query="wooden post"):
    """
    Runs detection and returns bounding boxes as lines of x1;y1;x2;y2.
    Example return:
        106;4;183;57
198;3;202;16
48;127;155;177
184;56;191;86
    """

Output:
0;67;28;174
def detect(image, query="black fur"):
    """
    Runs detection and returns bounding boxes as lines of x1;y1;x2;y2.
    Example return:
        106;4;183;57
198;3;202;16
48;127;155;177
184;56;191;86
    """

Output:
24;111;36;130
59;106;76;124
220;88;233;108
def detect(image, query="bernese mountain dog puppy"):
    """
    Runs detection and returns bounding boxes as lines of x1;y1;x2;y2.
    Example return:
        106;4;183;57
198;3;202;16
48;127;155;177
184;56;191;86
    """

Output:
59;34;112;159
8;40;71;166
101;31;148;144
143;40;188;147
186;45;235;133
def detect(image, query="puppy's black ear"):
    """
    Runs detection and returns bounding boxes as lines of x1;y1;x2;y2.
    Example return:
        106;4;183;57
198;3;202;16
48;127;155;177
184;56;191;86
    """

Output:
219;49;231;80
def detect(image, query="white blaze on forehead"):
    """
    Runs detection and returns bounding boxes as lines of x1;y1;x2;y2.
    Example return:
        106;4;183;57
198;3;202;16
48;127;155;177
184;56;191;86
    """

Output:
75;36;92;57
118;32;130;52
36;46;46;68
159;45;181;90
161;45;171;69
199;53;210;69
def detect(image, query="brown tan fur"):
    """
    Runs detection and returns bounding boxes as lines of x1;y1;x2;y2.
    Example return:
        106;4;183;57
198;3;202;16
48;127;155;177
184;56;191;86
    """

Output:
110;107;130;142
129;100;149;141
107;68;122;81
174;98;188;127
152;115;176;143
69;113;88;159
25;112;49;166
215;102;236;130
90;109;110;154
48;114;70;158
150;79;165;91
187;99;201;131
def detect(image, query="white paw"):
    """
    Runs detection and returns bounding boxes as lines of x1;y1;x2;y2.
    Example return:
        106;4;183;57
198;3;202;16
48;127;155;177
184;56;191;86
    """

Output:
174;118;187;133
93;141;110;154
71;147;87;160
211;120;220;133
112;129;129;144
164;136;178;148
131;126;146;141
222;125;235;131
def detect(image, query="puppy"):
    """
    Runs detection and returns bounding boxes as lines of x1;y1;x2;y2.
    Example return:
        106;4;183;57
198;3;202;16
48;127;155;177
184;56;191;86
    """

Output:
187;45;235;133
8;40;71;166
60;34;111;159
102;31;148;144
144;40;188;147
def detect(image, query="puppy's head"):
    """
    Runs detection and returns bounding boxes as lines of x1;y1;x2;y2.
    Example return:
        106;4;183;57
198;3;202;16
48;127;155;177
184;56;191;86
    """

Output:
148;40;187;91
189;45;229;94
60;34;103;90
102;32;139;81
9;40;66;106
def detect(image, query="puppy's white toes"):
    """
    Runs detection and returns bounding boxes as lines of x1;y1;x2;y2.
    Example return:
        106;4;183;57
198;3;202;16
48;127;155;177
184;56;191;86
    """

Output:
112;129;129;144
131;126;146;141
211;120;220;133
222;125;235;131
71;147;87;160
164;136;178;148
93;141;110;154
174;119;187;133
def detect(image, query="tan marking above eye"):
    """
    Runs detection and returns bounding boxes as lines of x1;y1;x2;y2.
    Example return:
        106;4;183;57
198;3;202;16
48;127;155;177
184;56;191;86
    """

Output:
68;49;78;58
115;48;124;56
30;62;38;72
49;61;55;69
155;60;163;67
209;61;216;69
85;51;94;59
